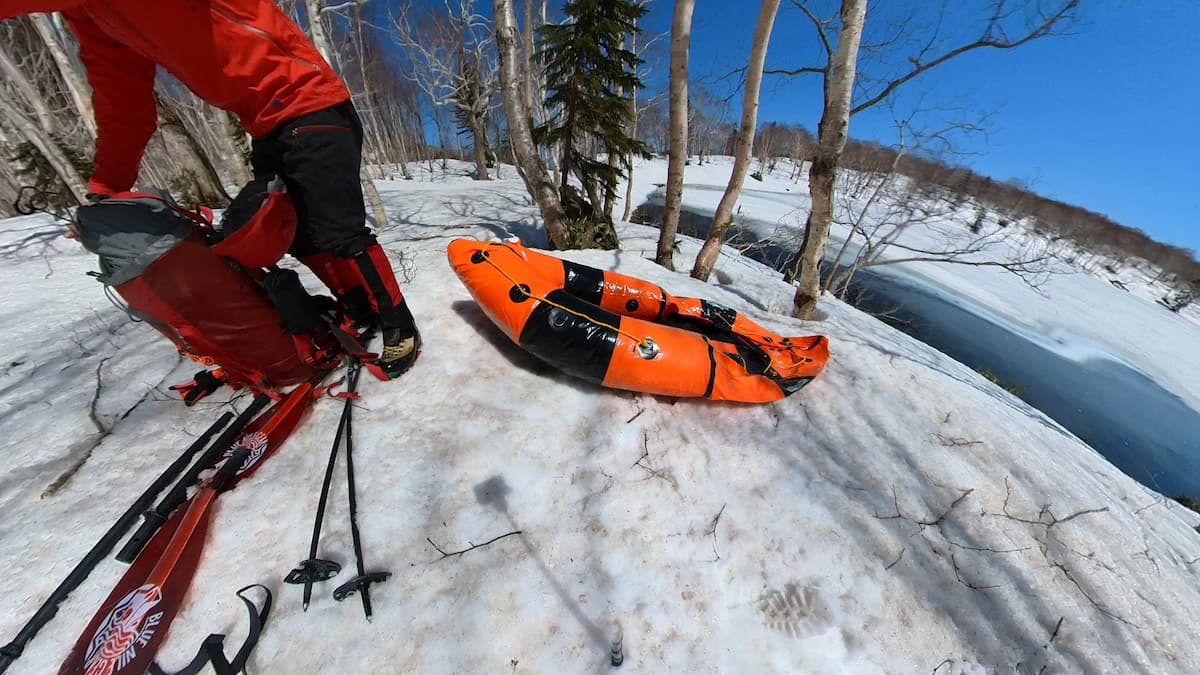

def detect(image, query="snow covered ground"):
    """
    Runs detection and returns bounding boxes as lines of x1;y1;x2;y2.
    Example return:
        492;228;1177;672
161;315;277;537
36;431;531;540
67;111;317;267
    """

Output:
2;161;1200;674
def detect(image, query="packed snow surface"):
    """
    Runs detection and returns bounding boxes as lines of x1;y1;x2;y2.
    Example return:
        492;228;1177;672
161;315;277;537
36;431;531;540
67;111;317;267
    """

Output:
1;160;1199;674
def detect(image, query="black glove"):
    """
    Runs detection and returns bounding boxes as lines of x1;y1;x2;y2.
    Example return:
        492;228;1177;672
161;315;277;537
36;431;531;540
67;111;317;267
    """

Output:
169;369;227;406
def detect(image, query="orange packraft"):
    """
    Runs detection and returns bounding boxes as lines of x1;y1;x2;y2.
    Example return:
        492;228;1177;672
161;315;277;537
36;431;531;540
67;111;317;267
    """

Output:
449;238;829;403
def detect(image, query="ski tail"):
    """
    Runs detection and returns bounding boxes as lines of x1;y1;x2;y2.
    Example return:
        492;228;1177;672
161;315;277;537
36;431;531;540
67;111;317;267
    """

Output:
0;412;233;675
58;377;321;675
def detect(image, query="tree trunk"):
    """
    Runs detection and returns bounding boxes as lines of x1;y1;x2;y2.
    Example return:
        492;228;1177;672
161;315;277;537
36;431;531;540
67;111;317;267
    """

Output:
154;93;231;204
30;13;96;140
605;31;633;224
786;0;866;320
0;94;87;202
494;0;569;249
0;43;56;136
539;0;558;184
655;0;695;270
434;110;451;170
0;126;22;215
303;0;338;71
620;89;638;223
350;18;378;180
362;171;388;229
214;110;252;185
523;0;535;115
471;111;491;180
620;38;640;223
691;0;779;281
536;0;548;127
395;124;414;179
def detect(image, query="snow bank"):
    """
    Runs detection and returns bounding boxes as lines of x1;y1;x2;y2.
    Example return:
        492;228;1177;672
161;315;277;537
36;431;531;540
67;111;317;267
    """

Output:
1;166;1199;674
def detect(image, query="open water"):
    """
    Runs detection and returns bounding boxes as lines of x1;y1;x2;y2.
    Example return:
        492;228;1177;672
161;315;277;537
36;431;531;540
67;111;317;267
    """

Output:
633;202;1200;498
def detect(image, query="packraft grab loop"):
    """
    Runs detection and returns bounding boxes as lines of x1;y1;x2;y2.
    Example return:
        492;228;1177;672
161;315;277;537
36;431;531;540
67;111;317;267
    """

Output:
475;243;659;360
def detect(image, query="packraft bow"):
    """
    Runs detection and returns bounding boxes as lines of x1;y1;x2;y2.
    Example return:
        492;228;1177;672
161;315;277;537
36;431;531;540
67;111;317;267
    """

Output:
448;239;829;403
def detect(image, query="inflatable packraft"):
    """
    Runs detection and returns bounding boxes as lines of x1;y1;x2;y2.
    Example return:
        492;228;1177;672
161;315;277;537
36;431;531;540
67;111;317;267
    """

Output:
448;238;829;403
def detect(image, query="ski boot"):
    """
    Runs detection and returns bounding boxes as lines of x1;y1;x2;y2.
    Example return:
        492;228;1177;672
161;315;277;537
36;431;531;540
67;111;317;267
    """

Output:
300;244;421;379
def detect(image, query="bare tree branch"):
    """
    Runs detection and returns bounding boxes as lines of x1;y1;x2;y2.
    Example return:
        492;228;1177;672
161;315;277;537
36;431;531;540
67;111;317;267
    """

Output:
320;0;371;15
791;0;833;58
850;1;1080;115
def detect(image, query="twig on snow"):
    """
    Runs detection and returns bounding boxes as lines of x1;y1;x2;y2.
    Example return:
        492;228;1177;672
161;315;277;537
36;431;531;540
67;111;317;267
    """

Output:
932;432;982;448
705;504;727;561
1048;616;1064;643
633;432;675;486
427;531;523;560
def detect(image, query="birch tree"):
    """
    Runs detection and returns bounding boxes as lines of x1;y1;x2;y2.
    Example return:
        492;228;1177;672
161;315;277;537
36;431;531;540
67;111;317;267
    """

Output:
154;92;231;205
0;27;87;203
654;0;694;270
393;0;498;180
494;0;570;249
690;0;780;281
777;0;1081;319
0;95;87;202
787;0;865;319
0;43;56;135
619;28;639;223
522;0;535;115
303;0;340;71
624;32;643;222
29;13;95;140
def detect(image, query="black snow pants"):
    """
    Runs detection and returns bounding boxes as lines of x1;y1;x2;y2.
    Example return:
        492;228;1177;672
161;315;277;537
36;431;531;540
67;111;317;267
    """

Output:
250;100;375;258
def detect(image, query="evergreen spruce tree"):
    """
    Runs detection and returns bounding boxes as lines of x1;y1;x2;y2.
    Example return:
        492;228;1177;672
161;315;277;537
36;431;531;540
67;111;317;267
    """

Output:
536;0;650;249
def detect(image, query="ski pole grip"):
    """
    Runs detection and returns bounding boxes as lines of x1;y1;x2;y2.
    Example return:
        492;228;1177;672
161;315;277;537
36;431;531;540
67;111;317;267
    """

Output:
332;572;391;601
116;510;169;564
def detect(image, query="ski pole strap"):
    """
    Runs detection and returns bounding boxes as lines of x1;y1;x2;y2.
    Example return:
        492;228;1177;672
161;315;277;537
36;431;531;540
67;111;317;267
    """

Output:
313;377;360;400
147;584;271;675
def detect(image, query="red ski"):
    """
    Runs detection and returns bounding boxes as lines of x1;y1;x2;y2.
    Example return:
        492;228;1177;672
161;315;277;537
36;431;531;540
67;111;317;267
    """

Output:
58;378;321;675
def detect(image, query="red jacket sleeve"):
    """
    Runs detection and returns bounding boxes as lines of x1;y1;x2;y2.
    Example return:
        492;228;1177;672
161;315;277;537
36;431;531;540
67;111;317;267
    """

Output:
63;9;157;195
0;3;84;22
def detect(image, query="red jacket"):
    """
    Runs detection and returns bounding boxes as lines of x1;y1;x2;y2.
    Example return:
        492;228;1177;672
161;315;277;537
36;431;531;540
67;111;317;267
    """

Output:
0;1;350;194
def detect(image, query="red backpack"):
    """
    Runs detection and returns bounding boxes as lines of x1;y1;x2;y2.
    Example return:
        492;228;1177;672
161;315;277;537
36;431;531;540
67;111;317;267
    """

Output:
74;181;342;402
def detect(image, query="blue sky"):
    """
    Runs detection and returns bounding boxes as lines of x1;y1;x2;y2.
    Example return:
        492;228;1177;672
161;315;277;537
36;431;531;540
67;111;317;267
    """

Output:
634;0;1199;255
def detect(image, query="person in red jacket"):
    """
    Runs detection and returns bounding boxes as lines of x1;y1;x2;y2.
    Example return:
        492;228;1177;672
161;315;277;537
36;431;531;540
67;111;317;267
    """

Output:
0;0;420;378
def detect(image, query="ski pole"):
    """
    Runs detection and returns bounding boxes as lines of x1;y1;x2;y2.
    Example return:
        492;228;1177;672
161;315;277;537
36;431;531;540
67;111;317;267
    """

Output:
332;362;391;620
284;364;357;609
116;393;271;563
0;410;234;674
